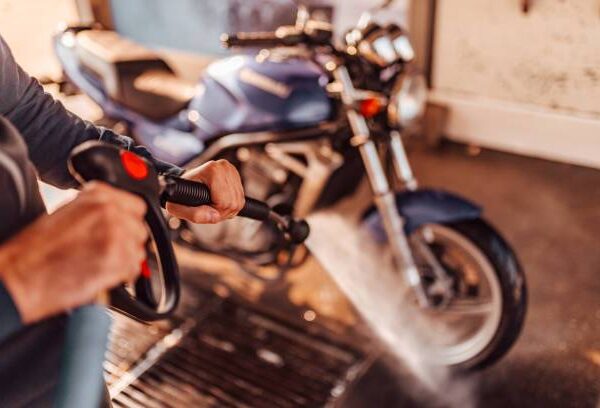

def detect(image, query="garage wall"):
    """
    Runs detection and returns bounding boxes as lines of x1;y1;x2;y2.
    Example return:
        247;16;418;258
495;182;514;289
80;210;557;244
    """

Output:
0;0;78;77
111;0;407;55
433;0;600;116
429;0;600;168
334;0;408;32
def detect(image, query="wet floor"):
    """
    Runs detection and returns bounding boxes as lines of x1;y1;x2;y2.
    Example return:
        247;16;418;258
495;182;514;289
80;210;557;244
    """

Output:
8;4;598;404
39;140;600;407
342;142;600;408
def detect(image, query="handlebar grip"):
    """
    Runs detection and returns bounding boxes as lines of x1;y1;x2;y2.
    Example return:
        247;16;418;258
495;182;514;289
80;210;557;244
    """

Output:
162;177;271;221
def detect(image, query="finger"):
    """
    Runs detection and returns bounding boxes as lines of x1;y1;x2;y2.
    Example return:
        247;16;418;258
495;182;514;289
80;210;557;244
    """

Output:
181;162;212;183
166;202;222;224
107;190;147;217
193;205;224;224
226;165;245;215
114;240;146;283
219;171;240;217
218;173;244;218
175;160;244;219
214;186;239;219
232;174;246;215
84;182;147;217
124;247;146;282
117;215;149;245
94;249;141;291
201;176;232;218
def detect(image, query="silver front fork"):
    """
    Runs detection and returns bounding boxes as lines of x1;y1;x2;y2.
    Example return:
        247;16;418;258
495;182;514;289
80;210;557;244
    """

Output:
334;64;427;304
349;116;428;305
389;130;418;191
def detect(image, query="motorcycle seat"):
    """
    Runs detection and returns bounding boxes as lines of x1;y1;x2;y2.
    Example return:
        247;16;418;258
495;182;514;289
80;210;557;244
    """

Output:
75;30;196;121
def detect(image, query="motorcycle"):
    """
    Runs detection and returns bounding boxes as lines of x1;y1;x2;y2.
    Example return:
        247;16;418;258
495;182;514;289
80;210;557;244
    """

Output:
53;0;526;369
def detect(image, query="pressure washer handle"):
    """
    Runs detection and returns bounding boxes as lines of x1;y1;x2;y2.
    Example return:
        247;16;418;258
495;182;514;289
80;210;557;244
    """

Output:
161;176;272;221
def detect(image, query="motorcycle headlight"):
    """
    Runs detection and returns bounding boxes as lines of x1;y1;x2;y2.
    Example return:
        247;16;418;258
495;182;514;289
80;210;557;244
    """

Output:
387;24;415;63
388;72;428;129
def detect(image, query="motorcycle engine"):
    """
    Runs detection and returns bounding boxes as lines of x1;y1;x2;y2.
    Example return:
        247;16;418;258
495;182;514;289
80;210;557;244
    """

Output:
186;146;296;260
185;138;347;263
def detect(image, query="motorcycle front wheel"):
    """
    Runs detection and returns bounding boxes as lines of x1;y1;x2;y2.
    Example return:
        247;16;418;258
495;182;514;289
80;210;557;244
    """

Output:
407;219;527;370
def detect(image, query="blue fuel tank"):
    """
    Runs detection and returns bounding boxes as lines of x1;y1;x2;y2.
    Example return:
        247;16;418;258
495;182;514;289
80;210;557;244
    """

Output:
189;53;333;136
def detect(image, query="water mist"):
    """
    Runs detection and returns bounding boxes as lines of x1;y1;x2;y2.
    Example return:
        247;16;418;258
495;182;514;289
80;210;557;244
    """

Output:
306;212;479;408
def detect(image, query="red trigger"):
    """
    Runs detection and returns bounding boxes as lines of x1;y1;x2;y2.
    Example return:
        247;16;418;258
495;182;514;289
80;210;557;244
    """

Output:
121;151;148;180
141;259;151;278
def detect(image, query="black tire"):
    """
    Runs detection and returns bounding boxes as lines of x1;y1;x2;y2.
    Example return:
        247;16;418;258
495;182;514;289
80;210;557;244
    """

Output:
436;218;527;371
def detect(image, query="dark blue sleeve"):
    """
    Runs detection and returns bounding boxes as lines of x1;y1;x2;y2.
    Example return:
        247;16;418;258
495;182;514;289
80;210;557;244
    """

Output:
0;280;22;343
0;35;182;189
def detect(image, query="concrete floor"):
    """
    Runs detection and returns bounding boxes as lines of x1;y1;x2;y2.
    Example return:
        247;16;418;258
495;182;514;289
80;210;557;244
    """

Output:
171;141;600;408
39;136;600;407
38;80;600;406
344;143;600;407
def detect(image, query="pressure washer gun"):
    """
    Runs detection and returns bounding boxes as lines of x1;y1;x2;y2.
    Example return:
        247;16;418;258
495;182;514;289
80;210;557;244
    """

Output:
55;141;310;407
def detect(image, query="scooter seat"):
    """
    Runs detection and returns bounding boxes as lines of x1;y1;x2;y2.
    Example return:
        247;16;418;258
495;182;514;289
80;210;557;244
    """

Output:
75;30;196;121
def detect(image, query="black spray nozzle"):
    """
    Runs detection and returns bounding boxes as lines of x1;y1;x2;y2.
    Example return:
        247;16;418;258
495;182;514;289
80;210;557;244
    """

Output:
286;219;310;244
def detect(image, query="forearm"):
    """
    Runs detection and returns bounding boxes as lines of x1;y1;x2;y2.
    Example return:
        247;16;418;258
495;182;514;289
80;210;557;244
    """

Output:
4;82;182;187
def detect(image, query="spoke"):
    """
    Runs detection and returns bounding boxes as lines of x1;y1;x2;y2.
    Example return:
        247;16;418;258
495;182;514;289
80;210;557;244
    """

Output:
438;299;494;316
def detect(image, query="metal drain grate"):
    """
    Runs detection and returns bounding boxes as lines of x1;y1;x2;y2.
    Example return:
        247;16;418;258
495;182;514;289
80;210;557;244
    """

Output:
107;291;365;407
104;313;186;388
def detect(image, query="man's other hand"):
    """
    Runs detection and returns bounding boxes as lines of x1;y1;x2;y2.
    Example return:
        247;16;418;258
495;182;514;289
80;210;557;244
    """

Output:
166;160;245;224
0;182;148;324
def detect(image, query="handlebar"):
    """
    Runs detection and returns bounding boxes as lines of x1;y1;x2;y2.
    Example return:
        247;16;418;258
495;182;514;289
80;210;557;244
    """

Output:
221;31;290;48
221;22;331;49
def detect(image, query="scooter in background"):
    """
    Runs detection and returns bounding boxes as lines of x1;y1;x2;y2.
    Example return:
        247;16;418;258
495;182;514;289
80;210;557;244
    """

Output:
54;0;526;370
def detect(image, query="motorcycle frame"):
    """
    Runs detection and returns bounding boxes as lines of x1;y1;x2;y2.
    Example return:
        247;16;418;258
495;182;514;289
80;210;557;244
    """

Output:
178;63;429;303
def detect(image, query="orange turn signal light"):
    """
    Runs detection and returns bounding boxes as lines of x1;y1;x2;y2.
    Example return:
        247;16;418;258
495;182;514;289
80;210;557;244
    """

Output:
359;97;383;118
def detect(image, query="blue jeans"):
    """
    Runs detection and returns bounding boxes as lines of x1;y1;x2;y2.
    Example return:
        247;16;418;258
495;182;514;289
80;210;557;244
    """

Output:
0;315;111;407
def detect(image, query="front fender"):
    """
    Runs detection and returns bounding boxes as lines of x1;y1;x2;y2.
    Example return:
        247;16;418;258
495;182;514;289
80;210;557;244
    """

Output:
363;189;482;241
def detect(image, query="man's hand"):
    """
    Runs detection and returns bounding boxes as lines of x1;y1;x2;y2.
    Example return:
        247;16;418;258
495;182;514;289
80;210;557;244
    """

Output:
0;182;148;324
166;160;245;224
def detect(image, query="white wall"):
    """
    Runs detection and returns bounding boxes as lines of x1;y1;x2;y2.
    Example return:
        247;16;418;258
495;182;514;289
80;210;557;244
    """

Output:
0;0;409;75
433;0;600;115
334;0;408;32
430;0;600;168
0;0;78;77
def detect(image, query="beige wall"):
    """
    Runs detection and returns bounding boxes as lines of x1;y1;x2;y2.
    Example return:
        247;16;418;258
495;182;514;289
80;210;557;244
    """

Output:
428;0;600;168
0;0;78;77
334;0;408;32
432;0;600;117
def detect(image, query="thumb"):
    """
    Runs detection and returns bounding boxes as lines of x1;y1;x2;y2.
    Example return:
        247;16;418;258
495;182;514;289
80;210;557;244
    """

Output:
165;202;223;224
190;205;222;224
